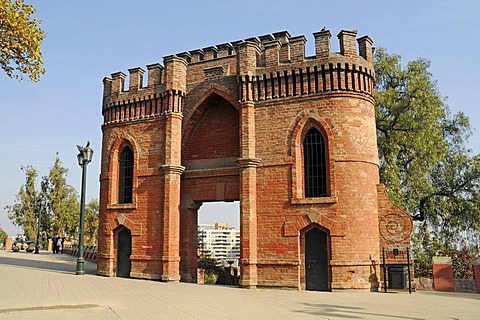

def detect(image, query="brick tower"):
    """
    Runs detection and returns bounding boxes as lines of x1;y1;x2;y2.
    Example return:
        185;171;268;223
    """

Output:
97;28;412;290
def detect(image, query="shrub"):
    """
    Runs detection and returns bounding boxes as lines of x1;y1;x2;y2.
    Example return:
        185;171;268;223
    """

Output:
204;271;218;284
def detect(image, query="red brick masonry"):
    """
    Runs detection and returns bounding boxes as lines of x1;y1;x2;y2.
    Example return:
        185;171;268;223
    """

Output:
473;257;480;294
433;256;454;292
97;28;413;290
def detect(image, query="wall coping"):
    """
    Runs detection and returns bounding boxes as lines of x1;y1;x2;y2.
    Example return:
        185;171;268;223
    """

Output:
433;256;452;264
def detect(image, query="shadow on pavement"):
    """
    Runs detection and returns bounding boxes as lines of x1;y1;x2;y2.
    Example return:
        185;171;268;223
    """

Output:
295;303;425;320
0;250;96;275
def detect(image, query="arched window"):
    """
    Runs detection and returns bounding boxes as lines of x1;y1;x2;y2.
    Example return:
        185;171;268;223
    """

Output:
119;146;134;203
304;128;327;197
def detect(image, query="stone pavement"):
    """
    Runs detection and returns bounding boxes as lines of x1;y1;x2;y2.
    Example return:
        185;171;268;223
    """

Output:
0;250;478;319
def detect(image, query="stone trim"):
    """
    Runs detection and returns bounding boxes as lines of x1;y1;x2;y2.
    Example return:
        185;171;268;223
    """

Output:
291;196;338;205
236;158;261;168
106;203;137;210
160;165;185;175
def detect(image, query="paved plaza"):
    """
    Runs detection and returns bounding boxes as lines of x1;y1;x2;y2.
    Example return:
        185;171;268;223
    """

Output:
0;250;478;319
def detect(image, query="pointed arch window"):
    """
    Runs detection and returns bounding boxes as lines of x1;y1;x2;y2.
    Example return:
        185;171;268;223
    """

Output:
119;146;134;203
304;128;327;197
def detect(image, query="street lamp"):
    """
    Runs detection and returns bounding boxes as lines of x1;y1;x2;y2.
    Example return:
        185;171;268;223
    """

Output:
35;187;47;254
76;141;93;275
34;201;42;254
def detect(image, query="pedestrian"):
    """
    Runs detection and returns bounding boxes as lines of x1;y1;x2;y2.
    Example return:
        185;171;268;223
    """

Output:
56;236;63;254
52;235;57;253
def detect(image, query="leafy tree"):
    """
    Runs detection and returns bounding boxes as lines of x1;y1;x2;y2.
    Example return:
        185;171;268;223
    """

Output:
4;156;83;245
43;155;79;240
5;165;39;240
375;48;480;265
375;48;449;214
84;199;99;246
0;227;8;248
0;0;46;81
450;248;474;279
413;240;475;279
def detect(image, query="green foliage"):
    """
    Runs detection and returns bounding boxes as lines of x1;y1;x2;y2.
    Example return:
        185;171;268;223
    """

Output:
413;231;476;279
450;249;474;279
0;0;46;81
5;165;39;240
198;254;221;284
4;155;84;243
375;48;480;253
198;254;216;270
84;199;99;246
204;271;218;284
0;227;7;248
44;155;79;239
375;48;448;214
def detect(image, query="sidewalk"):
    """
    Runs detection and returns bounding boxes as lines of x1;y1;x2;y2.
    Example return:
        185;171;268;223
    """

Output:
0;250;478;319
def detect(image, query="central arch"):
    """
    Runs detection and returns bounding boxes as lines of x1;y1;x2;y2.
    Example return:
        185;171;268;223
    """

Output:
180;92;241;283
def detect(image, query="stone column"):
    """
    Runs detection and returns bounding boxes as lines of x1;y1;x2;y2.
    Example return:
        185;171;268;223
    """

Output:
432;256;454;292
237;100;260;288
5;238;12;251
160;112;185;282
159;55;187;282
180;199;201;283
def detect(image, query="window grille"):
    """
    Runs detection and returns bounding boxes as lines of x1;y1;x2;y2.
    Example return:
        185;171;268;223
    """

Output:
119;147;133;203
304;128;327;197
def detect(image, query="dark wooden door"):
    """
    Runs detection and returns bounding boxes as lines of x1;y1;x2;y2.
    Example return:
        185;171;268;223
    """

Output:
305;228;329;291
388;266;405;289
117;229;131;278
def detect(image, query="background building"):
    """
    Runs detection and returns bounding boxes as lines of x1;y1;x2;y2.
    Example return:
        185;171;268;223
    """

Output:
198;223;240;267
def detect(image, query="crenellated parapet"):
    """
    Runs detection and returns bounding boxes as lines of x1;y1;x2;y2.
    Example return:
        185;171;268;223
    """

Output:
102;28;375;125
102;55;187;126
238;60;374;103
102;90;185;125
237;29;375;103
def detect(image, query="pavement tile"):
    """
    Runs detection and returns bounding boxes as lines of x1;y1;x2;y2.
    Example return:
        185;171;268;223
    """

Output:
0;250;479;319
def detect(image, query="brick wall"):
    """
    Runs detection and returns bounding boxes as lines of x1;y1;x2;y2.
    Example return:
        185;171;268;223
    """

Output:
433;256;454;292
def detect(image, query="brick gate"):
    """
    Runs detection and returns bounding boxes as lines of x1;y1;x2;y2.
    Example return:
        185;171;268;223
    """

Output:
97;27;413;290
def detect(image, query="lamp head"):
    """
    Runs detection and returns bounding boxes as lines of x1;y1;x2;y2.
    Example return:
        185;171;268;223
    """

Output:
77;141;93;166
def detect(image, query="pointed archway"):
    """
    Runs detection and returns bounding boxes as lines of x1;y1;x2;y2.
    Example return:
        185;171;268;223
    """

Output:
180;92;241;283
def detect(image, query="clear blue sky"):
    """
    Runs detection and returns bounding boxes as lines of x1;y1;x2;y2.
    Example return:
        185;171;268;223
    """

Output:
1;0;479;236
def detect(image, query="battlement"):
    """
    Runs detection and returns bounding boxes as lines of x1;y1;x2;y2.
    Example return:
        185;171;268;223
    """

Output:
102;28;375;125
103;28;373;96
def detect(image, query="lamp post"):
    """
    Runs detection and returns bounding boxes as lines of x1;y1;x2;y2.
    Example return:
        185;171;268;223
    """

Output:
34;209;42;254
76;141;93;275
35;188;47;254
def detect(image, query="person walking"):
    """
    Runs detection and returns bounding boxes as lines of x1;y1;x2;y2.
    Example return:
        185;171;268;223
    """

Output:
56;236;63;254
52;235;57;253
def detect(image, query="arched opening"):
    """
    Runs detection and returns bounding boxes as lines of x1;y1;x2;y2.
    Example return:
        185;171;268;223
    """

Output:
290;115;335;202
183;93;239;170
181;92;241;285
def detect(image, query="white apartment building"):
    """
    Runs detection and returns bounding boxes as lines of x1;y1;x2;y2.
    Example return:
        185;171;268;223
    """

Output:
198;222;240;267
